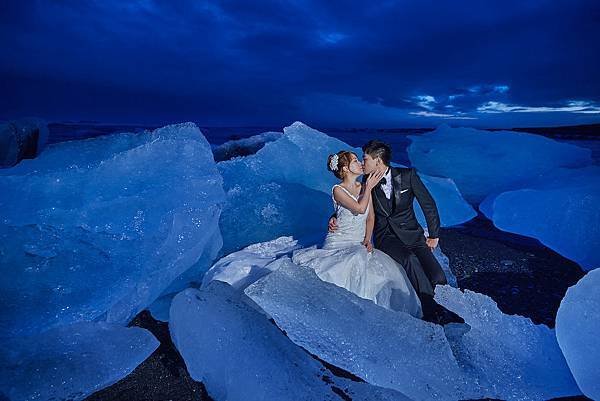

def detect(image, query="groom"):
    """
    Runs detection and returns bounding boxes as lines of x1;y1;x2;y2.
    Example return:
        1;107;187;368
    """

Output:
329;140;462;325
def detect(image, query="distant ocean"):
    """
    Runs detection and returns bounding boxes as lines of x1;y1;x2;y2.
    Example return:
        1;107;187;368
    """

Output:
47;122;600;166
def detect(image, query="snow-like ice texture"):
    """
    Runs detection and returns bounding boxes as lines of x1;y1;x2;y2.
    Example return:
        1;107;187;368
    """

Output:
408;125;593;203
212;131;282;162
0;118;49;167
435;285;581;400
170;281;413;401
0;123;225;338
218;122;474;253
202;236;300;290
0;321;158;401
479;166;600;270
245;258;474;401
556;269;600;400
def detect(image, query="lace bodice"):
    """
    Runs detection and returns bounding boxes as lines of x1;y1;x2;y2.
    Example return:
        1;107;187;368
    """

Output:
323;184;368;249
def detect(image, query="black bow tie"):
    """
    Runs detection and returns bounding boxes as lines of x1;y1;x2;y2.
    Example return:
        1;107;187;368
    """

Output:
380;177;387;186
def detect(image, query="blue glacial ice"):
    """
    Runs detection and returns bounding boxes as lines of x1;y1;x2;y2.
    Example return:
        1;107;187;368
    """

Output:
244;256;581;400
218;122;475;253
479;166;599;270
0;118;49;168
414;172;477;231
0;321;159;401
217;122;357;253
435;285;581;400
556;269;600;400
245;257;473;401
408;125;592;203
169;281;413;401
0;122;225;337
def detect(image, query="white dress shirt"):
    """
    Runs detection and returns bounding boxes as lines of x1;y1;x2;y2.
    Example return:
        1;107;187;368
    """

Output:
381;168;393;199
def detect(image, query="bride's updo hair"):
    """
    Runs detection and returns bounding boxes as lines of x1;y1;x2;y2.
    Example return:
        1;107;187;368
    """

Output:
327;151;356;179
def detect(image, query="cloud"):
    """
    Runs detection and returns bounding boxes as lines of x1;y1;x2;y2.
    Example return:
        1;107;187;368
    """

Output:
409;111;477;119
413;95;437;110
318;32;348;45
1;0;599;126
477;100;600;114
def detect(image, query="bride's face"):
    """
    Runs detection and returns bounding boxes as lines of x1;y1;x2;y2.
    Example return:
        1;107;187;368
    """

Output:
347;154;364;175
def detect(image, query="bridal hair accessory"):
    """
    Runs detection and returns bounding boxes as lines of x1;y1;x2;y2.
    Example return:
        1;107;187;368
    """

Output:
329;154;339;171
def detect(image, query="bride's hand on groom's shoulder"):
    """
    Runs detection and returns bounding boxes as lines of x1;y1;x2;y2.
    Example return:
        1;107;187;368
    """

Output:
362;238;373;252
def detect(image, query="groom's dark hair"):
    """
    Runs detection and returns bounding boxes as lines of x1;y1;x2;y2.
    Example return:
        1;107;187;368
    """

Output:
362;140;391;166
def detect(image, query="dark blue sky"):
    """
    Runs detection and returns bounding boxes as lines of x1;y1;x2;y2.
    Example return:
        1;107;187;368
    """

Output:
1;0;599;127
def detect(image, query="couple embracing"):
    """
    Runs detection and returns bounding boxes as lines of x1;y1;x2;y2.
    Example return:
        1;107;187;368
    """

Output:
292;140;463;325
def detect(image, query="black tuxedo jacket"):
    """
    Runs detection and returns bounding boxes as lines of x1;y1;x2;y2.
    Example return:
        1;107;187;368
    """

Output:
369;167;440;247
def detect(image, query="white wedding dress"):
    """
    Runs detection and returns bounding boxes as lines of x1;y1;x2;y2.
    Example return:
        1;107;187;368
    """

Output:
292;184;422;317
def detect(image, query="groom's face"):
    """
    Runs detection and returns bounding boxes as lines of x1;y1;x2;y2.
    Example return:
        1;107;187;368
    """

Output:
362;153;379;174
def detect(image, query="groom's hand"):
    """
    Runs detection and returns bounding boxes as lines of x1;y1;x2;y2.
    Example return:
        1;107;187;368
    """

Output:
328;216;338;233
426;237;439;251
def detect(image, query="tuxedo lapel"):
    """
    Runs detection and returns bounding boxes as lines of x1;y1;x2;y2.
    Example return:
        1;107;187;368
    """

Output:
392;168;403;210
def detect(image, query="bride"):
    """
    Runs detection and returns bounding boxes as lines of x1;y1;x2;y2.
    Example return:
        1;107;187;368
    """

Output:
292;151;422;318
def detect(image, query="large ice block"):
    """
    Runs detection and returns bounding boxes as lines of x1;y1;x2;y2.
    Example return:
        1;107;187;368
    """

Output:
556;269;600;400
414;172;477;228
169;281;412;401
435;285;581;400
0;123;225;337
0;322;158;401
479;166;600;270
408;125;592;203
245;258;473;401
218;178;332;254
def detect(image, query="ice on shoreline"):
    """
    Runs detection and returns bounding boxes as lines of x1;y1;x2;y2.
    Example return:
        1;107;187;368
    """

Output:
480;166;599;270
0;122;225;337
0;322;158;401
170;281;413;401
556;269;600;400
408;125;592;203
435;285;580;400
245;257;472;400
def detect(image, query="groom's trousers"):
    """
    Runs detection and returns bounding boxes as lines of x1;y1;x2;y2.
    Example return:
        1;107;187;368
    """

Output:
378;236;448;298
